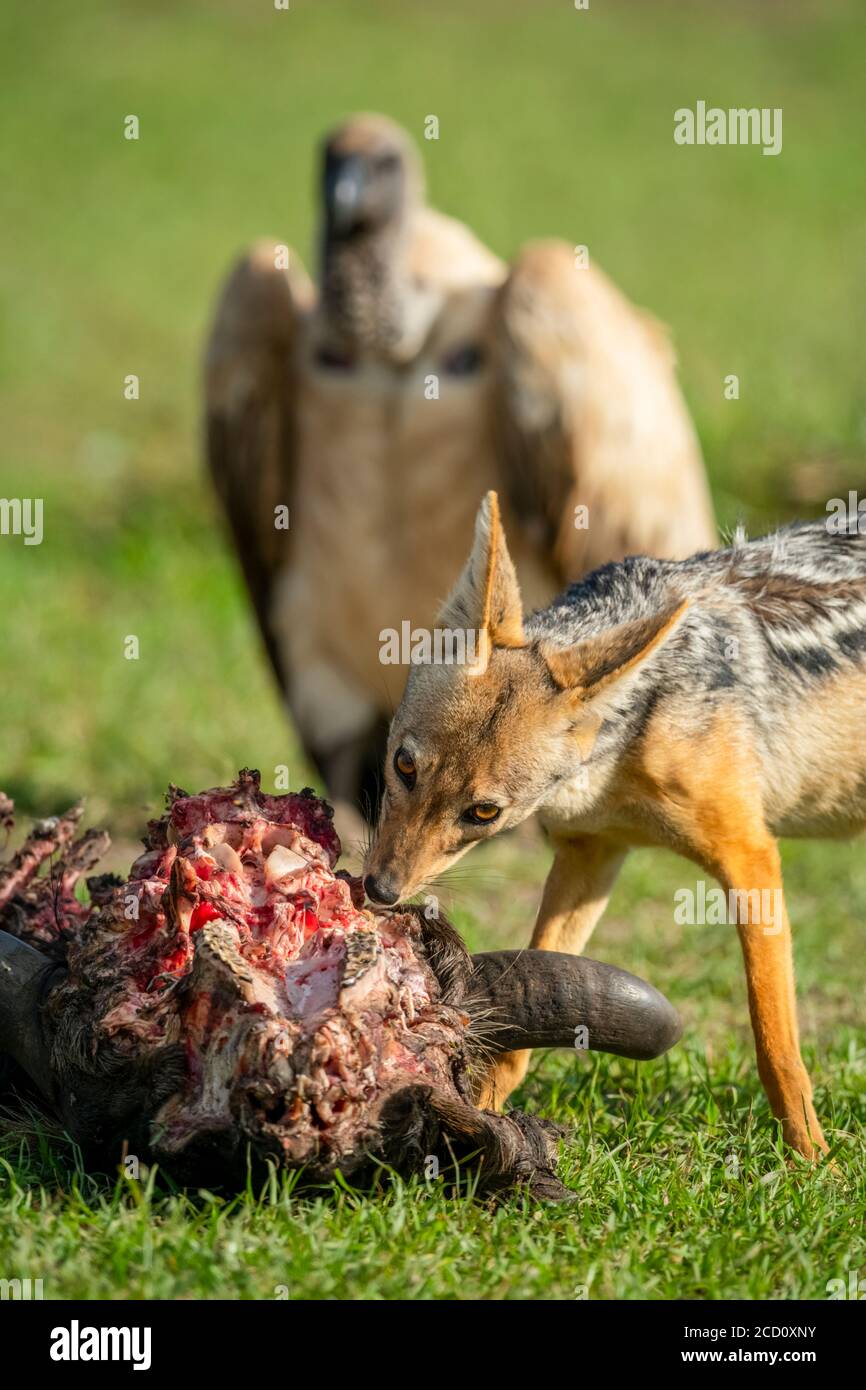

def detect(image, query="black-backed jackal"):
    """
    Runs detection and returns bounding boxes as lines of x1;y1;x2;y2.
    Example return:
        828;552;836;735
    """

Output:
364;492;866;1158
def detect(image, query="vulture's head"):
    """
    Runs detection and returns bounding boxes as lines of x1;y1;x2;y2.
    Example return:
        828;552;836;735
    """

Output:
321;113;423;240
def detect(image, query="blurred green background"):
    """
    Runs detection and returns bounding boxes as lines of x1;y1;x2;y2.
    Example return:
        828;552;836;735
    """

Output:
1;0;865;825
0;0;864;1300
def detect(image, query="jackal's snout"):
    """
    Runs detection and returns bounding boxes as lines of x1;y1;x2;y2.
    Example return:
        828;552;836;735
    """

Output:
362;871;401;906
362;822;436;906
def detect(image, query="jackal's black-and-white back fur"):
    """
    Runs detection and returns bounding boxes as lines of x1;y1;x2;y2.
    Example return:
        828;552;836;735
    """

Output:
527;520;866;839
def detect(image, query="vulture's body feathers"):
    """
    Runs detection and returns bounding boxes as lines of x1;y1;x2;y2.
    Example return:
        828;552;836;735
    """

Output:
205;243;313;687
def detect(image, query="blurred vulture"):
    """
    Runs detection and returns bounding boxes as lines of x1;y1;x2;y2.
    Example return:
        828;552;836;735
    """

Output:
205;114;715;824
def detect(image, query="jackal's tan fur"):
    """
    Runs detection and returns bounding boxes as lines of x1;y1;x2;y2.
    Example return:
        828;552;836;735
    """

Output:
366;492;866;1158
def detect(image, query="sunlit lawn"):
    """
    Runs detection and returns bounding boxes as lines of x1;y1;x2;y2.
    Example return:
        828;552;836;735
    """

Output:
0;0;864;1298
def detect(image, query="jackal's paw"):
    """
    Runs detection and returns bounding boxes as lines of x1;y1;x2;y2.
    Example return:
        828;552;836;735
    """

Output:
782;1114;829;1162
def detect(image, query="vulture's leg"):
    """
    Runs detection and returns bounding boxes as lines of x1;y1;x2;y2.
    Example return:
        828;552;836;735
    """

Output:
309;715;390;845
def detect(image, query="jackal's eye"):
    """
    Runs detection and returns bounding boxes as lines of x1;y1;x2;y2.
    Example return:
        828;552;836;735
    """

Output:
463;803;501;825
394;748;416;789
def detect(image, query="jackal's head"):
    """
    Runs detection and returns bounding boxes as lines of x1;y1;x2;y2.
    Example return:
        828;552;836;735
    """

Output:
363;493;687;905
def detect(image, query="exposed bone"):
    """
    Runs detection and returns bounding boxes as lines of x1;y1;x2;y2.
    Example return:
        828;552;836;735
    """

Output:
0;774;681;1198
210;841;244;876
264;844;308;881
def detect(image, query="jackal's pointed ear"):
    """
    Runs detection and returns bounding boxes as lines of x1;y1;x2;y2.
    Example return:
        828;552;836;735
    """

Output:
541;600;689;701
439;491;525;671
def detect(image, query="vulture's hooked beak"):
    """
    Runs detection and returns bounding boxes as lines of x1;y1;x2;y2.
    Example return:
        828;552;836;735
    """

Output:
324;155;369;237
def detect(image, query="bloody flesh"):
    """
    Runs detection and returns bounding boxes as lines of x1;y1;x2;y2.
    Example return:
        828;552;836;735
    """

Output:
1;772;566;1196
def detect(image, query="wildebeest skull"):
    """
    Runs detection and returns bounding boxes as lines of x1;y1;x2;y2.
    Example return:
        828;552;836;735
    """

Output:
0;772;681;1199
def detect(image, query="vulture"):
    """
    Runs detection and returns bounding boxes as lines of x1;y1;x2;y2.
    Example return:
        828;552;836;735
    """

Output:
205;113;716;825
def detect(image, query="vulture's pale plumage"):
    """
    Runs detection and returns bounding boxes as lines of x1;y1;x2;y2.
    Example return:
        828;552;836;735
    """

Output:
205;114;716;821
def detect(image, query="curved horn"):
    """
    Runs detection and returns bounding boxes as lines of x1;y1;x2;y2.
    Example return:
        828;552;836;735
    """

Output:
0;929;57;1099
470;949;682;1060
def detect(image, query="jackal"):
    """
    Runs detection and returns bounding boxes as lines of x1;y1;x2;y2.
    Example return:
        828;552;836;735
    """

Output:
364;492;866;1158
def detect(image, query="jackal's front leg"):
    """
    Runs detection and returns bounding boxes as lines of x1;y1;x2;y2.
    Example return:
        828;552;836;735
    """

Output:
477;834;626;1110
718;842;827;1159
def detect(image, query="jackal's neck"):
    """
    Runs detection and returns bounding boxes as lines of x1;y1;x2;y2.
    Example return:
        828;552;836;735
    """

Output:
538;675;670;839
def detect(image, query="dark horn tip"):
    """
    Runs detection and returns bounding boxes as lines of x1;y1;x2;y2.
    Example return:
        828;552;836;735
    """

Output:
469;948;683;1061
624;976;683;1060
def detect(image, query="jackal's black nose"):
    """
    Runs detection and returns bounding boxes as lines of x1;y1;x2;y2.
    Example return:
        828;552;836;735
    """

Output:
363;874;400;906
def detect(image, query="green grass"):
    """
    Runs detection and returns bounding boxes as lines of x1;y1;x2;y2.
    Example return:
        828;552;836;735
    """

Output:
1;0;865;1299
2;1039;863;1301
2;833;864;1300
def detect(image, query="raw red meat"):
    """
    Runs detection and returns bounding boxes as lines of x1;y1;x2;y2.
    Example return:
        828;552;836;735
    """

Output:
1;772;568;1195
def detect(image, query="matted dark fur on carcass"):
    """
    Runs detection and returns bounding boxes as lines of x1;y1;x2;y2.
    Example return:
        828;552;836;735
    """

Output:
0;772;681;1200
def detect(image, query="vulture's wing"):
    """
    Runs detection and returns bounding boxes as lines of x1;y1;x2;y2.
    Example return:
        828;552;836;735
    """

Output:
491;240;716;580
204;242;314;687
